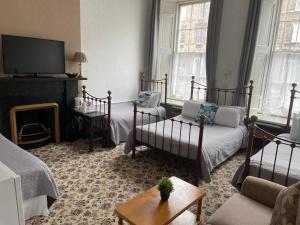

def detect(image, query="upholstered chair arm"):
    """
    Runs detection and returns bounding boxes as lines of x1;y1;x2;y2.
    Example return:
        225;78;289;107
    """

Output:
241;176;286;208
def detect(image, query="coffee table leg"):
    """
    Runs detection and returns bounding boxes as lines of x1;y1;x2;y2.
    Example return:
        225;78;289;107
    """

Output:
118;217;123;225
196;198;202;223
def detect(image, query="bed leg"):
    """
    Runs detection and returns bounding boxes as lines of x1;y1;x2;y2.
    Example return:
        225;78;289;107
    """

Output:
194;115;205;186
132;147;136;159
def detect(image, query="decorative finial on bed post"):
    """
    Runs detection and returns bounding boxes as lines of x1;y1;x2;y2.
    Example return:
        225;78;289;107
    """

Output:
107;90;112;104
249;115;258;129
82;85;86;100
249;80;254;87
190;76;195;100
286;83;297;131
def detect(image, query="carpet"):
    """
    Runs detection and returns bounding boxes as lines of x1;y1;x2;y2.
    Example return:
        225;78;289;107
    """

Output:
26;140;245;225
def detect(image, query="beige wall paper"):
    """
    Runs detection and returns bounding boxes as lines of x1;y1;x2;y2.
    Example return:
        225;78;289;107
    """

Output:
0;0;81;75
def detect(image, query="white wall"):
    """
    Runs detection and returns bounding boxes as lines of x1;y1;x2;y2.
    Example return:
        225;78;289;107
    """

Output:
216;0;250;88
80;0;152;102
80;0;250;102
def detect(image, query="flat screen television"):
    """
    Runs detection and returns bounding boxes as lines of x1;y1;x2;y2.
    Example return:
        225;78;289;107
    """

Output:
2;35;65;76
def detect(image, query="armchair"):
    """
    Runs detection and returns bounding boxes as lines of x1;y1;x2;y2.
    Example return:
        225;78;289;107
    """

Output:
207;176;286;225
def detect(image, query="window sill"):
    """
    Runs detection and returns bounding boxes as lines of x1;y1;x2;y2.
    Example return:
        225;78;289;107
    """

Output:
250;110;287;128
166;98;184;107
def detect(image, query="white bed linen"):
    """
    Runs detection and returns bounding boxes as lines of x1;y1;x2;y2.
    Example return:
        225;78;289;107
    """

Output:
125;115;247;182
23;195;49;220
110;102;166;145
248;133;300;185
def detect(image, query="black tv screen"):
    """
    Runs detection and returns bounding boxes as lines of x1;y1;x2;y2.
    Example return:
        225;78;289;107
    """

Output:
2;35;65;75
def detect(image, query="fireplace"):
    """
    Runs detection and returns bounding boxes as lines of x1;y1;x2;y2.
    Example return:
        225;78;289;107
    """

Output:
9;103;60;147
0;77;86;142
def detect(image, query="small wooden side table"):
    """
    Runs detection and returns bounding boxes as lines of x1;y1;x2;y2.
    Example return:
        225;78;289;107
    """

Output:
73;110;106;152
115;176;206;225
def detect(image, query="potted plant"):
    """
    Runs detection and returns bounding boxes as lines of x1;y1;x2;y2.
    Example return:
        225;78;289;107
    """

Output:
157;177;174;201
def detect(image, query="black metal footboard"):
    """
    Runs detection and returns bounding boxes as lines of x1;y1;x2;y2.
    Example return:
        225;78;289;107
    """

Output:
131;102;205;186
243;116;300;186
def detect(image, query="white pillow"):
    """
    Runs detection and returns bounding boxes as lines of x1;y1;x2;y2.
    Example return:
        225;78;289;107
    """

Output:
290;113;300;141
147;92;161;107
214;107;240;128
225;106;246;125
181;100;203;119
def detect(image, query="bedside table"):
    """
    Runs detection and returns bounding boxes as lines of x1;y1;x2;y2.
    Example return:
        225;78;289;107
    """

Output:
162;103;183;119
73;110;107;152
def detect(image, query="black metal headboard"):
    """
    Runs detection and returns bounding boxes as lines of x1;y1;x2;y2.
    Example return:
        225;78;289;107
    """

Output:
140;72;168;104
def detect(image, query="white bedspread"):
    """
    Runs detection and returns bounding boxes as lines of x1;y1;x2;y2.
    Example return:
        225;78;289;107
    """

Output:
125;115;247;182
250;133;300;185
110;102;166;145
232;133;300;186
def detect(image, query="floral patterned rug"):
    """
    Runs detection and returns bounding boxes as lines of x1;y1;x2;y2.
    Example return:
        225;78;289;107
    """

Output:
26;140;244;225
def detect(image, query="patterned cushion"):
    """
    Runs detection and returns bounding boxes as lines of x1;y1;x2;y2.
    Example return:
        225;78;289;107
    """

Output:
195;103;219;125
270;182;300;225
137;91;151;107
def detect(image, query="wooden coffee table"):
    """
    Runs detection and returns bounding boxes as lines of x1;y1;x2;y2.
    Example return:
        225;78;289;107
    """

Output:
114;176;206;225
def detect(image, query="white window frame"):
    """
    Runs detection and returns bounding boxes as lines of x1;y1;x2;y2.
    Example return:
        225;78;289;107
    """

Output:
251;0;300;123
168;0;209;102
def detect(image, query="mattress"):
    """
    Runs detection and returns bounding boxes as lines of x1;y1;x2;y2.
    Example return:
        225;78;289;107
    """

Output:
110;102;166;145
232;133;300;186
125;115;247;182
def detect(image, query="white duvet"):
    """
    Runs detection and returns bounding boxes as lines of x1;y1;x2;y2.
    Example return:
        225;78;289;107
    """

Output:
125;115;247;182
249;133;300;185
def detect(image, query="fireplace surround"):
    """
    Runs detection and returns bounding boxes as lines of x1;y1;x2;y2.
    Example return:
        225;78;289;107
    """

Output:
0;77;86;142
9;103;60;145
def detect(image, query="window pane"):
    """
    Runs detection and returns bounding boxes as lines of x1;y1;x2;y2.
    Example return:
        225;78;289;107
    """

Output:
291;23;300;43
252;0;300;119
177;30;190;52
179;5;192;30
171;1;210;101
